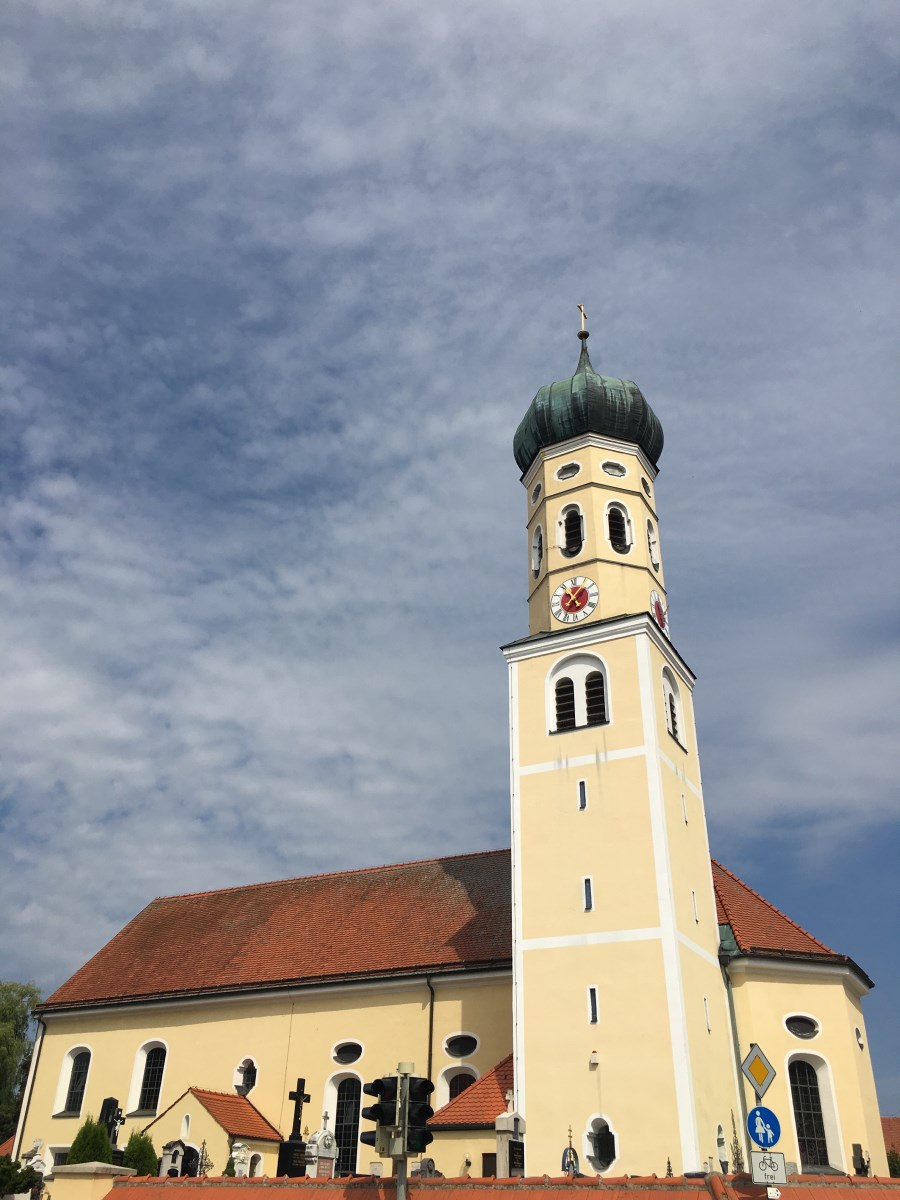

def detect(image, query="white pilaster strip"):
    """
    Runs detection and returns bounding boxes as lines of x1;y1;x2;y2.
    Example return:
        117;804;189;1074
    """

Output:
523;926;661;951
636;633;700;1170
508;660;526;1115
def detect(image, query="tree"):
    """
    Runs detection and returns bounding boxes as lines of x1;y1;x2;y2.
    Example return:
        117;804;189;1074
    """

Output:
68;1116;113;1165
122;1131;159;1177
887;1146;900;1178
0;981;42;1143
0;1154;44;1198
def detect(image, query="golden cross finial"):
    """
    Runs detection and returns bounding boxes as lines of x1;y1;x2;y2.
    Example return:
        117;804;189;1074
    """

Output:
577;304;587;332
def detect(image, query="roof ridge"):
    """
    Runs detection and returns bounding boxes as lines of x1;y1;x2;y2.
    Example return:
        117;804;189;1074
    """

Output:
154;848;511;904
711;858;835;955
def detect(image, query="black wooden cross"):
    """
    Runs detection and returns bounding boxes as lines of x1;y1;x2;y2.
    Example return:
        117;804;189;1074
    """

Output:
288;1078;311;1141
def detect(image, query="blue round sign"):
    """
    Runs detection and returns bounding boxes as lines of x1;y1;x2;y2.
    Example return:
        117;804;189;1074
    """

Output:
747;1106;781;1148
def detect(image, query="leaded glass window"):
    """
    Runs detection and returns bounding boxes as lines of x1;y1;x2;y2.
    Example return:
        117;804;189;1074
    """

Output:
64;1052;90;1114
334;1078;361;1177
138;1046;166;1112
789;1060;829;1170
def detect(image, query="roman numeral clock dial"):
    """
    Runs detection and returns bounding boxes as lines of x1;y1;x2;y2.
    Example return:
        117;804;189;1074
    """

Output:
550;576;599;624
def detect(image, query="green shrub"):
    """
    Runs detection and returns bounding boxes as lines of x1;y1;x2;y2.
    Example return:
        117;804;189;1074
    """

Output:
122;1131;158;1177
0;1154;44;1197
887;1147;900;1178
67;1115;113;1165
223;1157;236;1177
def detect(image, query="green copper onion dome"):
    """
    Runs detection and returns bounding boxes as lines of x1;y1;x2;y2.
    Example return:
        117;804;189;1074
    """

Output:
513;332;664;474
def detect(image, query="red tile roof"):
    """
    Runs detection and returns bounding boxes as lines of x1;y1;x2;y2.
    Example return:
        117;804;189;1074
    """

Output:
42;850;511;1010
882;1116;900;1152
431;1055;513;1129
712;860;834;955
40;849;867;1012
142;1088;283;1143
190;1089;282;1142
0;1134;14;1157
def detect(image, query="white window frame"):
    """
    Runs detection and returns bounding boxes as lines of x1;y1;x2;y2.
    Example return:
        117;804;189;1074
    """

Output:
583;1114;619;1174
662;668;684;747
546;653;611;732
53;1045;92;1117
322;1070;363;1175
785;1052;844;1171
558;502;585;557
647;520;660;569
587;986;599;1025
531;524;544;578
232;1055;259;1093
605;501;633;554
126;1039;168;1115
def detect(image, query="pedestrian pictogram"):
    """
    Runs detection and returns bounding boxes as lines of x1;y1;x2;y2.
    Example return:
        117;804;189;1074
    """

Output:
747;1106;781;1148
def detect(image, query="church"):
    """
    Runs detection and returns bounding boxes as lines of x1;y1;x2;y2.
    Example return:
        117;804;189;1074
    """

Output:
12;324;887;1184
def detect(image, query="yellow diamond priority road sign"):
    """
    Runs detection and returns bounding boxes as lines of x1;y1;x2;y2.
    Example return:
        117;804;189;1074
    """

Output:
741;1044;776;1099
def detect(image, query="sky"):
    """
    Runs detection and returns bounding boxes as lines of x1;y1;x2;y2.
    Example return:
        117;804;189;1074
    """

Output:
1;0;898;1116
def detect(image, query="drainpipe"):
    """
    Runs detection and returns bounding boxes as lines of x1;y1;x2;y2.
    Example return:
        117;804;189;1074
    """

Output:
721;960;750;1163
425;977;435;1082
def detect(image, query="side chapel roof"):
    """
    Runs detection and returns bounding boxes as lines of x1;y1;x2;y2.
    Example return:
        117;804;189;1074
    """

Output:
143;1088;282;1143
41;850;866;1012
430;1055;514;1130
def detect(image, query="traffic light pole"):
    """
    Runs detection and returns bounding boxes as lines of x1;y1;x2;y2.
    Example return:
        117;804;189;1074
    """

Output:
396;1064;412;1200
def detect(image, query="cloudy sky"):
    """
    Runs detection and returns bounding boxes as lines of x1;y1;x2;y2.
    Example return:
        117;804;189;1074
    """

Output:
2;0;898;1113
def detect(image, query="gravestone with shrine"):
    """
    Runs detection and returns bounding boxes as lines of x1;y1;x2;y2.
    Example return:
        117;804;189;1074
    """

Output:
306;1113;338;1180
276;1078;311;1177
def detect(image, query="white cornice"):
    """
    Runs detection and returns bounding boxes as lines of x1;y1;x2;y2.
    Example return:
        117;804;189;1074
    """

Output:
501;612;696;688
520;432;659;489
726;955;870;998
38;966;512;1022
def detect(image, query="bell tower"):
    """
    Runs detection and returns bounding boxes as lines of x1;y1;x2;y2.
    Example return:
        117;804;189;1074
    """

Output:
503;319;739;1176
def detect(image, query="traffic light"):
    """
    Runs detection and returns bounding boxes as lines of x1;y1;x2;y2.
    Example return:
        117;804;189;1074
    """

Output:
360;1075;400;1156
405;1076;434;1154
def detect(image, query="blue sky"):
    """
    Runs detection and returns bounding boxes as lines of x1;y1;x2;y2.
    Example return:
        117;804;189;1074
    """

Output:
2;0;898;1115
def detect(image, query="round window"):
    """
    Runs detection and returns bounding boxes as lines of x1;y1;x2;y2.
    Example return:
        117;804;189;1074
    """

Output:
333;1042;363;1064
531;483;542;505
444;1034;478;1058
556;462;581;481
785;1015;819;1040
602;461;626;477
855;1027;864;1049
641;477;652;496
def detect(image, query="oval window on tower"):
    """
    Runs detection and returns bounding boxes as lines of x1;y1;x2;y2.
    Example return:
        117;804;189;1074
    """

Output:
556;462;581;481
641;477;652;497
531;482;542;505
785;1015;819;1040
444;1033;478;1058
602;461;626;477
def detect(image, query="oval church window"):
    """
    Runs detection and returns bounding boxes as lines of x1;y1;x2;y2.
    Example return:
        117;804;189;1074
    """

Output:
556;462;581;481
785;1015;819;1039
444;1033;478;1058
333;1041;363;1064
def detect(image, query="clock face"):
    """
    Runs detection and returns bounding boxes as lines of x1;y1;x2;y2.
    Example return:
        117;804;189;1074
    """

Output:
650;590;669;635
551;576;599;624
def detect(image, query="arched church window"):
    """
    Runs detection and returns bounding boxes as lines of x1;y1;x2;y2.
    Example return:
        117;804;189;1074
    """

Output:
234;1057;257;1095
531;526;543;578
555;678;576;731
448;1071;475;1100
607;505;631;553
789;1059;830;1170
561;506;583;557
63;1051;90;1115
334;1077;361;1176
585;672;608;725
138;1046;166;1113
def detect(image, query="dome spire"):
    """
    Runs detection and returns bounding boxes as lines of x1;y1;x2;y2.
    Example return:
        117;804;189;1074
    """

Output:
576;302;593;372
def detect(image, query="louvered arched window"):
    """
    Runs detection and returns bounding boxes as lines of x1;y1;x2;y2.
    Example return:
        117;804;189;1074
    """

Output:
555;678;576;731
561;506;583;557
585;672;608;725
607;505;631;553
